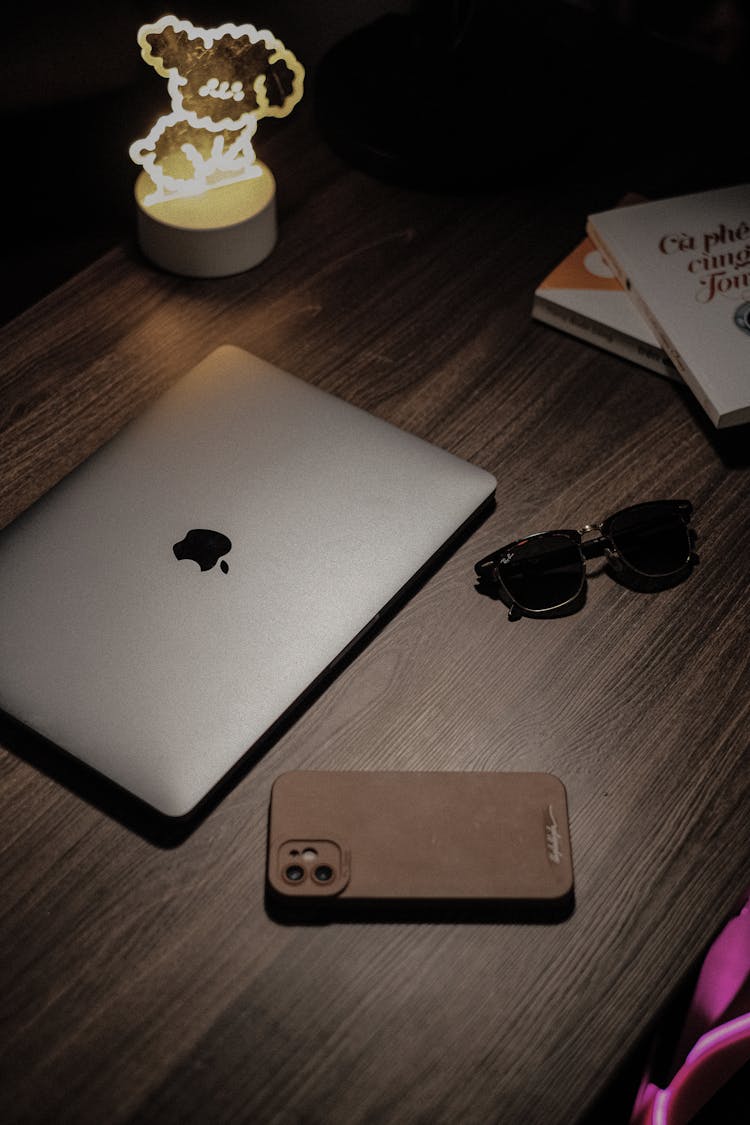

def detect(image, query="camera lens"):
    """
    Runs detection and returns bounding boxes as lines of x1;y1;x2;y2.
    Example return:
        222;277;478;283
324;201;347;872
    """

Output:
313;864;334;883
284;864;305;882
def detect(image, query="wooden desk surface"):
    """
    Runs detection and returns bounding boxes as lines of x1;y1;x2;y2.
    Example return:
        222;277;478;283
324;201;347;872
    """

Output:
1;107;749;1124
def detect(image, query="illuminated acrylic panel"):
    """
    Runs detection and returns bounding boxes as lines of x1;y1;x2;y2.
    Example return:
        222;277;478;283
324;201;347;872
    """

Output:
130;14;304;205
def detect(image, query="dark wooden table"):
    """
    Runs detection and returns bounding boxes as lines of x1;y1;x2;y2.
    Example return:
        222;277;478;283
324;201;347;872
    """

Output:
1;96;749;1125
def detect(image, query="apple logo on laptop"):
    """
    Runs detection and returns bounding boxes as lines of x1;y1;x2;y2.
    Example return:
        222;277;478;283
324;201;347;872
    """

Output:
173;529;232;573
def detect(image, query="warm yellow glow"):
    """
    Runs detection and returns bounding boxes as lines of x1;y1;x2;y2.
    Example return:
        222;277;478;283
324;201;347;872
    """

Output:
130;14;304;205
134;163;275;231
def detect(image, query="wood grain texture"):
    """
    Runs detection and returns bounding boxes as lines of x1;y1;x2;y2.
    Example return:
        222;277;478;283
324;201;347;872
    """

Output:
1;103;749;1125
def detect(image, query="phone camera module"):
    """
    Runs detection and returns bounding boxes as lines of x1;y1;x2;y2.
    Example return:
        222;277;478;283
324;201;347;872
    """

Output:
284;864;305;883
313;864;334;883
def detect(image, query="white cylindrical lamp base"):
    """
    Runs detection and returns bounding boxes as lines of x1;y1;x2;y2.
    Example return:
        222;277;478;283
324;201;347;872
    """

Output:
134;164;277;278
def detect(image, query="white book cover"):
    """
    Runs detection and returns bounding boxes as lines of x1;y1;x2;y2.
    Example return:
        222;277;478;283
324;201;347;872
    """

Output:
587;183;750;428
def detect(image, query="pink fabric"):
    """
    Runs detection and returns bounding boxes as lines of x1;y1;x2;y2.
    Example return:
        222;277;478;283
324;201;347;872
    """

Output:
630;894;750;1125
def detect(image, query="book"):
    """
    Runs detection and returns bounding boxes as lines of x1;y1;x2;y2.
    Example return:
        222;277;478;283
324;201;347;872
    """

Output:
586;183;750;428
532;214;678;381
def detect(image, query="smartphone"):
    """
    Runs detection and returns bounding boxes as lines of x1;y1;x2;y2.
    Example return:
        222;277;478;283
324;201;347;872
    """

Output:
266;770;574;922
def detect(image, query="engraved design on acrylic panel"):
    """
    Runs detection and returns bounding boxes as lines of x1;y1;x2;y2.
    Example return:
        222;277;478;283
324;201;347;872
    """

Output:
129;14;304;204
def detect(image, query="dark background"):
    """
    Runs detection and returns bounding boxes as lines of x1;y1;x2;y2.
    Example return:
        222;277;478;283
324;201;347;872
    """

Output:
3;0;748;325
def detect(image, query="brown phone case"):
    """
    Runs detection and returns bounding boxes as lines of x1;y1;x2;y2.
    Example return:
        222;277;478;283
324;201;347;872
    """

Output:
266;770;574;921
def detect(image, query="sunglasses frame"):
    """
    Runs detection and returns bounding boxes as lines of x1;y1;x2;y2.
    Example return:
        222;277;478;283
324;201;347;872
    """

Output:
475;500;695;620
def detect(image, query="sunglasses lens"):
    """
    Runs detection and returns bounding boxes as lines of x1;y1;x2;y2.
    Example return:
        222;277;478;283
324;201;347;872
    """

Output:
607;504;690;576
499;534;583;611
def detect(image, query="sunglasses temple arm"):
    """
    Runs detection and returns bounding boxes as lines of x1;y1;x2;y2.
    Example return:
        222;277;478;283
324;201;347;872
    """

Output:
474;557;498;580
473;559;522;619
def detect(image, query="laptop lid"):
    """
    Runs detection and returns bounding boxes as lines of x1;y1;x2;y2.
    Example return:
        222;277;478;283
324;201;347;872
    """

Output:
0;346;496;817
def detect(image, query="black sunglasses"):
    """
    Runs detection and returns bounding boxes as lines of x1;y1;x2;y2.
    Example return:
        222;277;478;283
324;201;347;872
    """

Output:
475;500;696;620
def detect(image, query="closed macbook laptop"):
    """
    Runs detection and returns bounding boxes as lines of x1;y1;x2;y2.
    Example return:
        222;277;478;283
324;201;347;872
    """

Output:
0;346;496;817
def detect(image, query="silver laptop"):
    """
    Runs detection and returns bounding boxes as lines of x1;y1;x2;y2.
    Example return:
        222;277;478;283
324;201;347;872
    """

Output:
0;346;495;817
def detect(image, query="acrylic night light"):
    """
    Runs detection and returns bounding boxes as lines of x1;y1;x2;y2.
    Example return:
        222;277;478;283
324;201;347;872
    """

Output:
130;14;304;277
